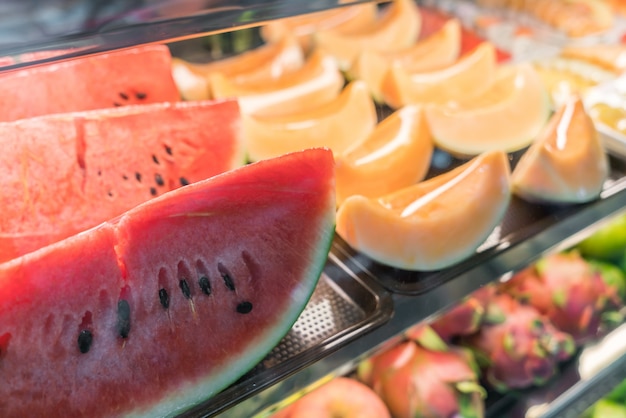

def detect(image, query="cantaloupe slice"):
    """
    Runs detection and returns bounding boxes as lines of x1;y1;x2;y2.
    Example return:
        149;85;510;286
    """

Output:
511;95;609;204
171;36;305;101
561;44;626;73
336;150;511;271
209;49;344;117
381;42;497;109
335;105;433;205
314;0;422;71
243;81;377;162
425;63;550;157
260;2;378;52
349;18;461;102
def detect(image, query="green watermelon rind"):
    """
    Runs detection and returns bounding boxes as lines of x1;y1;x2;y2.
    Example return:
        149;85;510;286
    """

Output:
130;218;336;418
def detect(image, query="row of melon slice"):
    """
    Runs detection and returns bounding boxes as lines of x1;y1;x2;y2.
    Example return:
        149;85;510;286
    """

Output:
237;59;551;161
168;1;609;272
337;95;609;271
172;0;417;103
172;5;551;159
172;0;455;109
172;0;514;111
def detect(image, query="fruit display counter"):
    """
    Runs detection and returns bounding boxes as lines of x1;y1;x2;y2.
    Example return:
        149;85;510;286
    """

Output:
4;0;626;417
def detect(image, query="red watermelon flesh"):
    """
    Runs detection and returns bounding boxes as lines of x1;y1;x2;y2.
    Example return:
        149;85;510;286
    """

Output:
0;148;336;418
0;44;180;122
0;99;243;263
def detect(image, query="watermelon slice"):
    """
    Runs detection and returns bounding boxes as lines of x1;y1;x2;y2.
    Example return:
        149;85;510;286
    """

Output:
0;99;243;263
0;148;336;417
0;45;180;122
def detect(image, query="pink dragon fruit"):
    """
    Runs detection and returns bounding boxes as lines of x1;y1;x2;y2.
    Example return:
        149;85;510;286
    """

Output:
464;292;575;391
358;325;485;418
427;285;494;342
501;251;623;343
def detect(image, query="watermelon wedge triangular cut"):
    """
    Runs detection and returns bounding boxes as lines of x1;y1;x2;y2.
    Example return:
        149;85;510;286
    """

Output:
0;148;336;418
0;99;244;263
0;45;181;122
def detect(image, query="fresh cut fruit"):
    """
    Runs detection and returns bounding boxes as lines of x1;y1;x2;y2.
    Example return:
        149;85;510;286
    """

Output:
209;49;344;116
336;150;511;271
171;36;305;101
0;45;180;122
349;18;461;102
260;1;379;52
0;99;243;263
314;0;422;71
335;105;433;205
0;148;336;418
381;42;497;109
425;63;550;157
561;44;626;73
511;95;608;204
271;377;391;418
243;81;377;162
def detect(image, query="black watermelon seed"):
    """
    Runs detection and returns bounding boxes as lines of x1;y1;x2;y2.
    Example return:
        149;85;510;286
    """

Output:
236;301;253;314
164;145;173;156
155;173;164;187
113;102;122;107
136;92;147;100
159;288;169;309
221;273;235;291
150;187;157;196
198;276;211;296
135;172;142;182
117;300;131;339
107;191;113;197
179;279;191;299
122;174;128;180
77;329;93;353
152;154;159;165
179;177;189;187
0;332;11;358
119;92;129;101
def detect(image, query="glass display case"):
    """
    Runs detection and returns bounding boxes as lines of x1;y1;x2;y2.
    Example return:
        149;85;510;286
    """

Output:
4;1;626;417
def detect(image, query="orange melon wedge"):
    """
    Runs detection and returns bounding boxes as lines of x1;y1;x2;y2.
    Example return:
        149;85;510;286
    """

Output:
511;95;609;204
336;150;511;271
349;18;461;102
171;36;305;100
561;44;626;73
314;0;422;71
243;81;377;162
260;2;379;52
381;42;497;109
209;49;344;117
335;105;433;205
425;63;550;157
